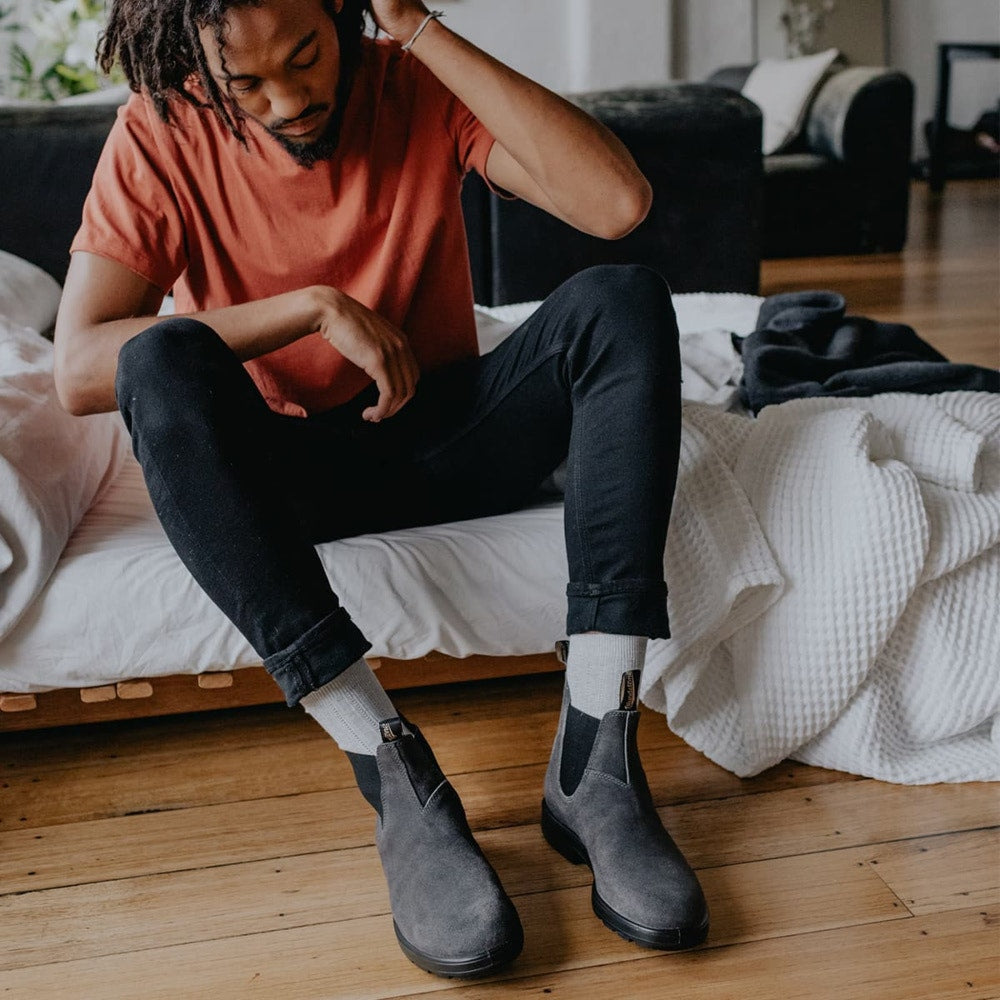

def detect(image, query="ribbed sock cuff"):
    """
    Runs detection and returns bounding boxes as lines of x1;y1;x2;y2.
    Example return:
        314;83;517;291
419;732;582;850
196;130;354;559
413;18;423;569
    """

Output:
564;633;648;719
301;657;396;755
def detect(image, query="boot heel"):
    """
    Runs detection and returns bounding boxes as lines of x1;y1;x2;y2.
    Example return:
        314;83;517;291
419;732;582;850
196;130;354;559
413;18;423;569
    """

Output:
541;800;591;867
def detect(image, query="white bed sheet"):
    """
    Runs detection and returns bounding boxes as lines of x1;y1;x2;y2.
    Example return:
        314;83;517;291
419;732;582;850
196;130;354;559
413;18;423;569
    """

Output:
0;293;761;694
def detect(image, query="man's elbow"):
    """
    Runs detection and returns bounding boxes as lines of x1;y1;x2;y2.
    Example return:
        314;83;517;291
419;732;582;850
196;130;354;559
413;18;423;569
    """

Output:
597;177;653;240
53;352;99;416
54;371;90;416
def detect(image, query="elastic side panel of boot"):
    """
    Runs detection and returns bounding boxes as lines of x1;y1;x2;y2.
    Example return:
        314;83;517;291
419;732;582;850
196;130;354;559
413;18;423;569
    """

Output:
397;732;446;807
346;751;383;818
621;711;655;806
559;704;601;796
585;710;632;785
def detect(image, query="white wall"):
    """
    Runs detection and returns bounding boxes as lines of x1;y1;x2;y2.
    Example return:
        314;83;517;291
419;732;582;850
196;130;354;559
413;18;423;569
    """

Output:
671;0;755;82
888;0;1000;151
437;0;672;92
755;0;888;65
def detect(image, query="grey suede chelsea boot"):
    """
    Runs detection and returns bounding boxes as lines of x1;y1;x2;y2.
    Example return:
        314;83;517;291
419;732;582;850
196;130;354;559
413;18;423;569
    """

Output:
542;668;709;950
353;717;523;978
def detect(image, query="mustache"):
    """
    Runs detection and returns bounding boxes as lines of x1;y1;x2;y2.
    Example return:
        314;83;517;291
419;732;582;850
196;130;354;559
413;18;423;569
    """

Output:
268;103;331;133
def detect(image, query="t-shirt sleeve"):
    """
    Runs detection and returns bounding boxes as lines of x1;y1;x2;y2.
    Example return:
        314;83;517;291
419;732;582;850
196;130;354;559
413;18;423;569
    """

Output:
410;57;514;198
70;95;188;293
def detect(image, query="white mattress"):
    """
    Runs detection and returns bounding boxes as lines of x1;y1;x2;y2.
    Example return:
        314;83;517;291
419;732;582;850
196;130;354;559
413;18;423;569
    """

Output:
0;293;761;693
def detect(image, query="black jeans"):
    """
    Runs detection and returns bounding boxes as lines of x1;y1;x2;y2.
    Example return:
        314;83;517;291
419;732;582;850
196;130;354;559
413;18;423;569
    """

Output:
115;265;682;706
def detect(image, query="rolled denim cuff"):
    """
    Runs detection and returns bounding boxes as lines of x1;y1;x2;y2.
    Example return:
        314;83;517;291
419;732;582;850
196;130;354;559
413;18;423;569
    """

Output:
263;607;373;707
565;579;670;639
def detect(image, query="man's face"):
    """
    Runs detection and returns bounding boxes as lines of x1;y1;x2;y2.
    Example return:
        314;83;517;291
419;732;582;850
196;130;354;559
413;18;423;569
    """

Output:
199;0;345;166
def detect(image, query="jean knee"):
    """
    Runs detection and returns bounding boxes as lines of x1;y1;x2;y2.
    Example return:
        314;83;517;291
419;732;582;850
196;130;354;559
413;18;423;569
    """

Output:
115;318;225;410
570;265;679;369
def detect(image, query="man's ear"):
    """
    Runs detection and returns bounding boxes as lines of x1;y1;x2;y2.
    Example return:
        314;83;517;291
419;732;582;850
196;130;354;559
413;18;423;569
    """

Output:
333;0;344;12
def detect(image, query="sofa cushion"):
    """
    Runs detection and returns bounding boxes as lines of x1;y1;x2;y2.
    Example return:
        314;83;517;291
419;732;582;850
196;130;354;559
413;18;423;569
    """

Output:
742;49;839;154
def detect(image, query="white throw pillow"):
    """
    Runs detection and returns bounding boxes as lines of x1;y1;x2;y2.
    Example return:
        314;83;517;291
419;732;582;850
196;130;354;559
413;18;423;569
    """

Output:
742;48;839;155
0;318;128;641
0;250;63;335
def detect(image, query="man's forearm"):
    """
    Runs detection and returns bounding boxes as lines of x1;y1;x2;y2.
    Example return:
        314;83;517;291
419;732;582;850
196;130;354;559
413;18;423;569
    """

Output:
55;286;328;416
394;15;651;237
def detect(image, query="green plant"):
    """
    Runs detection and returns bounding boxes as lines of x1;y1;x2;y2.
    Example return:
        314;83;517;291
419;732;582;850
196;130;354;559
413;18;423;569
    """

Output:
3;0;122;100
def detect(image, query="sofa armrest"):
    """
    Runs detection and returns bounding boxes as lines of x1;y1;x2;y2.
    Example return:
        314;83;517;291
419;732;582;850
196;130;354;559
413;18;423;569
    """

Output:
805;67;914;165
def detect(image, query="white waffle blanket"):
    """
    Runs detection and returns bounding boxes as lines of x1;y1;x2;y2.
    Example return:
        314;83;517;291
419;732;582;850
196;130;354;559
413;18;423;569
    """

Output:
642;392;1000;784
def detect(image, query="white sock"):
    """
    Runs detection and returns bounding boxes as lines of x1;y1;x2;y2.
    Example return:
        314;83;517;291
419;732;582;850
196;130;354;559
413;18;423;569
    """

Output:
565;633;648;719
300;657;397;755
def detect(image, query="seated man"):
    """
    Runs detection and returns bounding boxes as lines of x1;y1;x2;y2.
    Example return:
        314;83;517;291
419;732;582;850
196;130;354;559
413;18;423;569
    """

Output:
54;0;708;978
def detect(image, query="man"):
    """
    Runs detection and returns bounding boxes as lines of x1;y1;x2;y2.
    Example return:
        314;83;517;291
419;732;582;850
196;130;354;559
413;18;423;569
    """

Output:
55;0;708;978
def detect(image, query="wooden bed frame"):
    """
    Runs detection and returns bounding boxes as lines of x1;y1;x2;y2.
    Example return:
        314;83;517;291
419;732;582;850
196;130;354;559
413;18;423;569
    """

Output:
0;651;563;731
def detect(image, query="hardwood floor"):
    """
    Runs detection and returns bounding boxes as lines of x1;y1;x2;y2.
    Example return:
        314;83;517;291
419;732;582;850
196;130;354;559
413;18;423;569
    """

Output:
1;180;998;999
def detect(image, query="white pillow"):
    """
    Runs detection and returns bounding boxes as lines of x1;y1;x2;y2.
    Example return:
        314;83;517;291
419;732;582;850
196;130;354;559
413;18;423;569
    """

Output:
0;318;128;641
742;48;839;155
0;250;63;335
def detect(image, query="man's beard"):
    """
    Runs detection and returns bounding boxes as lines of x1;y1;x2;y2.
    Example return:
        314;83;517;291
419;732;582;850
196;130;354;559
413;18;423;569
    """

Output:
266;107;343;167
262;64;356;169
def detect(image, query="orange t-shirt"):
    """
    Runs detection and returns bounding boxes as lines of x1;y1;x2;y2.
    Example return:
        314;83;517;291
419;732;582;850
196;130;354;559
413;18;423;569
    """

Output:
71;38;498;416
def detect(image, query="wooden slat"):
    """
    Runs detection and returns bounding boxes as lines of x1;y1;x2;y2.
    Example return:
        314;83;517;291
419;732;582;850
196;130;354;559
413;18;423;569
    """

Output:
0;694;36;713
115;681;154;700
2;771;994;897
196;672;234;689
0;828;904;972
78;686;116;704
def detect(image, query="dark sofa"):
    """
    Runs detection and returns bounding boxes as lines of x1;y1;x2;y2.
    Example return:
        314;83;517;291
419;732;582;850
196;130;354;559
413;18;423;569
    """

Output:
707;64;914;258
1;84;763;298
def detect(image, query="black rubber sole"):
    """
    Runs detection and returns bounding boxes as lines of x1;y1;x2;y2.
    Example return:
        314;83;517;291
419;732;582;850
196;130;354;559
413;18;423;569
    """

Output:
393;920;524;979
541;799;709;951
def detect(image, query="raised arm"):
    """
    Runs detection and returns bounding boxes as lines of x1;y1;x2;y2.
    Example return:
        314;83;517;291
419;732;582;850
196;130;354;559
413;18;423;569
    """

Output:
54;252;419;420
371;3;652;240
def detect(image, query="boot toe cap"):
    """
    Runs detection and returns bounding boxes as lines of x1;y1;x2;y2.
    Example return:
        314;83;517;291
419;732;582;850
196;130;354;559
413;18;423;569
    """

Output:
593;883;709;950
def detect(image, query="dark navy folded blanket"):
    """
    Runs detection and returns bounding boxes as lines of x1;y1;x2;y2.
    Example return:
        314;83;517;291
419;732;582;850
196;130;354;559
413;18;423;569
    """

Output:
734;291;999;415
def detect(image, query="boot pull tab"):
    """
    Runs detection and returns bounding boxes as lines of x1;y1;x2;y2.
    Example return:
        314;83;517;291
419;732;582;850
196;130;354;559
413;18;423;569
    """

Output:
554;639;570;665
619;670;641;711
379;717;406;743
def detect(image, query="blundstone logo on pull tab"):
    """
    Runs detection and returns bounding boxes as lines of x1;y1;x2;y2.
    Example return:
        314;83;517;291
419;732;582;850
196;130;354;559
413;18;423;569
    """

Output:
380;718;406;742
619;670;640;711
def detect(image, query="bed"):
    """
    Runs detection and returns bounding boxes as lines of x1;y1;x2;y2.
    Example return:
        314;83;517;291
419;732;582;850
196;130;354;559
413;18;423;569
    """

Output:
0;274;756;724
1;98;997;785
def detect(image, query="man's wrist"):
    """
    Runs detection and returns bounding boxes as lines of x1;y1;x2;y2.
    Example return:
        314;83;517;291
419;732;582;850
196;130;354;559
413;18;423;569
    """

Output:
303;284;343;330
385;6;431;46
400;11;445;53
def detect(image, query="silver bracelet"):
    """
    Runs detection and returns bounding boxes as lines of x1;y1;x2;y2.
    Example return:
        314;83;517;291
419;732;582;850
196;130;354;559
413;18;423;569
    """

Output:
400;10;444;52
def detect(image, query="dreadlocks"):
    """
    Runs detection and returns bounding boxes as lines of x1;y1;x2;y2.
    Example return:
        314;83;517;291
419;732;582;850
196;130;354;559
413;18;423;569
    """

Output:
98;0;373;143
